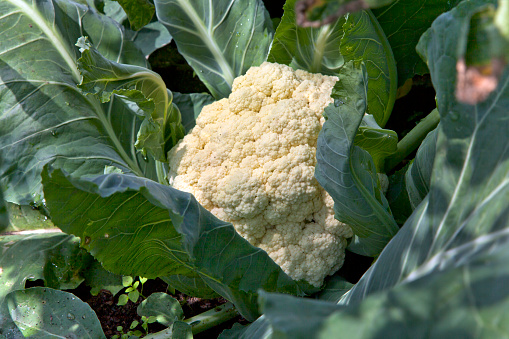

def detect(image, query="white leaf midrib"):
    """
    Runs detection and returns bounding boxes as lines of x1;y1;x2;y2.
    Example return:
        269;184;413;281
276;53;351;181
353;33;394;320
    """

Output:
173;0;235;86
4;0;148;177
7;0;81;82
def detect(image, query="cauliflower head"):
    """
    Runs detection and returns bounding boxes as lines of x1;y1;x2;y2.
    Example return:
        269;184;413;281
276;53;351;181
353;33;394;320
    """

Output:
168;62;353;287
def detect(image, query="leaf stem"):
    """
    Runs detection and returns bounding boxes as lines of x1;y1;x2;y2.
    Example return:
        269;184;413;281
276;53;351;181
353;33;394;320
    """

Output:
384;108;440;172
143;302;239;338
185;302;239;334
155;161;169;185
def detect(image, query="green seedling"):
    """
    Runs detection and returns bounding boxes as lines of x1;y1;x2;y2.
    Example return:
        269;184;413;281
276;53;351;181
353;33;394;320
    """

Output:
117;276;148;306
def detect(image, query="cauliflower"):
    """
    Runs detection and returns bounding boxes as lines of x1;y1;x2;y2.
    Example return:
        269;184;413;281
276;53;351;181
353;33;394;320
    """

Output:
168;62;353;287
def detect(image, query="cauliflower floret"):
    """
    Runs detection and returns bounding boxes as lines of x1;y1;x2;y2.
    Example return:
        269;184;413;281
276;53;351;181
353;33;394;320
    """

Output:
168;62;352;287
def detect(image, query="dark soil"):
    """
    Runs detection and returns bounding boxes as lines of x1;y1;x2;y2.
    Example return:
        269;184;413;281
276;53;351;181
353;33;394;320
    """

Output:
63;278;243;338
87;290;144;337
77;256;366;339
149;41;210;95
385;74;436;141
337;250;375;283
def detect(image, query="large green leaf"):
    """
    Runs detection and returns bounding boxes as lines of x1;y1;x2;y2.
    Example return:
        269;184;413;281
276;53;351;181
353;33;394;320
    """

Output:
0;0;156;204
242;1;509;337
154;0;274;99
268;0;346;75
83;260;124;296
98;0;173;58
161;275;219;299
0;233;92;305
116;0;155;31
385;165;413;225
137;292;184;327
315;62;399;257
355;115;398;172
341;0;507;304
405;128;438;209
218;316;271;339
4;287;105;338
41;167;305;321
0;232;94;333
314;275;354;302
372;0;462;85
268;2;396;127
258;251;509;337
2;203;54;234
76;37;185;162
340;10;397;126
128;21;172;58
299;0;395;25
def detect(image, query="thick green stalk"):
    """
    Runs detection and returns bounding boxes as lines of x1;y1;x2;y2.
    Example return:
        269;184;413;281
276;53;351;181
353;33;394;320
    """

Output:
384;108;440;172
144;302;239;338
186;302;239;334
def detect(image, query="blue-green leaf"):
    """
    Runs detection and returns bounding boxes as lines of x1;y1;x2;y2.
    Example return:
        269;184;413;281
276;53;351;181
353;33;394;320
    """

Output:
405;128;438;209
129;21;172;58
0;232;95;333
315;275;354;302
268;2;396;127
1;203;54;234
83;260;124;296
0;0;155;204
0;233;92;305
218;315;271;339
340;10;397;126
301;0;395;23
385;165;413;225
154;0;274;99
268;0;346;75
315;62;399;257
76;37;185;162
99;0;173;58
5;287;105;338
342;0;508;304
372;0;462;85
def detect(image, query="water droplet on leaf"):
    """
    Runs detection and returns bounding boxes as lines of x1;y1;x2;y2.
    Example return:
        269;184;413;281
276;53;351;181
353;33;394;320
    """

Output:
334;99;344;107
